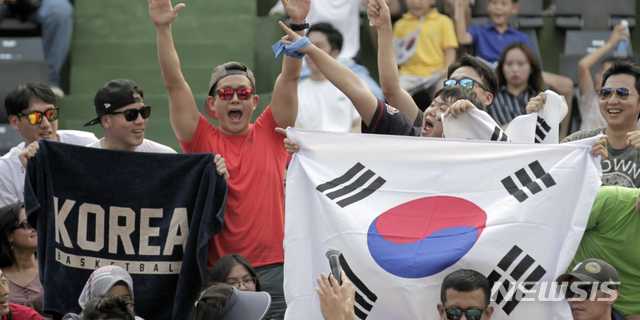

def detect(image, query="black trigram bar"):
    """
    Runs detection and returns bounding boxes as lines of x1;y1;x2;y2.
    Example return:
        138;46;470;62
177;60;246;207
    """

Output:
535;117;551;143
501;161;556;202
488;245;547;316
491;126;509;142
339;255;377;320
316;163;386;208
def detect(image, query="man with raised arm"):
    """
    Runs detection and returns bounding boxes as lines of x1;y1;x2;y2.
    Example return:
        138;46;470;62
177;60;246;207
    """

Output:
148;0;308;318
367;0;497;128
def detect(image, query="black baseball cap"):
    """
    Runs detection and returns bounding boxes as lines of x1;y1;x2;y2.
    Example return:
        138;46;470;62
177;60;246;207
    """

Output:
557;258;620;286
84;79;144;126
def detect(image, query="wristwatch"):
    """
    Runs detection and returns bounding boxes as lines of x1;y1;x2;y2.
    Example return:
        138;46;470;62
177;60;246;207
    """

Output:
288;21;310;31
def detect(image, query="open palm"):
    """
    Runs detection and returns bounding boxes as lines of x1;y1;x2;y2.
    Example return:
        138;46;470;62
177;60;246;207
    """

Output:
148;0;185;26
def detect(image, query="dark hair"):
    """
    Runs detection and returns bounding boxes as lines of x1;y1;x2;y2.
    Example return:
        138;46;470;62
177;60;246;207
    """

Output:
81;295;135;320
433;86;485;111
208;254;261;291
602;62;640;95
4;83;57;116
192;284;235;320
0;203;23;268
496;42;544;93
601;56;634;67
440;269;491;307
308;22;344;53
447;55;498;96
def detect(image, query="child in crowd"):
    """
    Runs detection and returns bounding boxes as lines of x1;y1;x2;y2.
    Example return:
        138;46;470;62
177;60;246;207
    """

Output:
453;0;574;136
393;0;458;95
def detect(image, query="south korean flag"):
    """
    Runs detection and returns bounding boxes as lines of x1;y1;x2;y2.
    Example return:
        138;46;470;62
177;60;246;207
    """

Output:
283;129;601;320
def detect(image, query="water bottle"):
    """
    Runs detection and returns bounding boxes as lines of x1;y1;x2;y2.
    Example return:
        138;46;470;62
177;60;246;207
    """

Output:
613;20;633;58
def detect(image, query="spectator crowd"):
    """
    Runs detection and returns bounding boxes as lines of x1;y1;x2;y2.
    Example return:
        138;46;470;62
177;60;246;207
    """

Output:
0;0;639;319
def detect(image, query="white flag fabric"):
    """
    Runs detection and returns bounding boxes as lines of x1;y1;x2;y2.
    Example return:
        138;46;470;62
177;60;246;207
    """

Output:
283;129;601;320
442;108;510;142
504;90;569;144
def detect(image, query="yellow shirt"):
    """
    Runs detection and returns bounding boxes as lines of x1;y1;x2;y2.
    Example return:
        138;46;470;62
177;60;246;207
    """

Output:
393;9;458;77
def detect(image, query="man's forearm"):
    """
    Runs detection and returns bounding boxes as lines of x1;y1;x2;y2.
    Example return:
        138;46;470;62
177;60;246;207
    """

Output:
155;26;188;90
377;25;420;122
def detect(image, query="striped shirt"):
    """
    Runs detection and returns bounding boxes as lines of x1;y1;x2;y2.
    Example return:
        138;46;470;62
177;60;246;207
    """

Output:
488;86;535;126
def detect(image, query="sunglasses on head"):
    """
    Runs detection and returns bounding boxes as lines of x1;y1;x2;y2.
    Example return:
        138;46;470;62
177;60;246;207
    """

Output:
599;87;631;100
443;78;489;92
18;108;59;125
216;86;254;101
13;220;33;231
109;106;152;121
445;307;485;320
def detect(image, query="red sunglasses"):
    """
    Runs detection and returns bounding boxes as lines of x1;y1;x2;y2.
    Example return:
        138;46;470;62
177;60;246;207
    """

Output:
216;86;254;101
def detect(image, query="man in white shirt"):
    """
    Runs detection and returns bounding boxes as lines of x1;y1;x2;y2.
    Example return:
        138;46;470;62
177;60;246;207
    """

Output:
83;79;176;153
0;83;98;206
296;22;361;133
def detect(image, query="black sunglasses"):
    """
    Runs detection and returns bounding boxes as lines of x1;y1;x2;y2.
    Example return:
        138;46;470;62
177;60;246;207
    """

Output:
443;78;489;92
109;106;152;121
599;87;631;100
445;307;485;320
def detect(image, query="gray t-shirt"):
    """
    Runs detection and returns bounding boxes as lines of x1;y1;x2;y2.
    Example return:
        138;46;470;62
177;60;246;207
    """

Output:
564;128;640;187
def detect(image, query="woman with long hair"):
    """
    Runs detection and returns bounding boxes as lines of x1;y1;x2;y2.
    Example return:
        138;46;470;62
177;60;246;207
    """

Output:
490;42;545;126
0;203;42;315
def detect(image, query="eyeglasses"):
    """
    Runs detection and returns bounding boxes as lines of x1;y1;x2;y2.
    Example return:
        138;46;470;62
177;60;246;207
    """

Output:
216;86;254;101
445;307;485;320
17;108;59;125
443;78;489;92
599;87;632;100
13;220;33;230
226;276;256;289
109;106;152;122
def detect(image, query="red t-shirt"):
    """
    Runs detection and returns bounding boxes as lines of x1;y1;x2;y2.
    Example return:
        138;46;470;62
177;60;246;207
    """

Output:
180;108;289;267
1;304;42;320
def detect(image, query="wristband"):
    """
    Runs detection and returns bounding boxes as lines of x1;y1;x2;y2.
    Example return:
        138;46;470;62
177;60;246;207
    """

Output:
289;22;310;31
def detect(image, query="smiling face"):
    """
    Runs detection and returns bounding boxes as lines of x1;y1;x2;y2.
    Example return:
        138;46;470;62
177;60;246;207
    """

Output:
487;0;516;28
598;74;640;131
8;98;59;145
101;102;148;151
207;74;259;136
502;47;531;88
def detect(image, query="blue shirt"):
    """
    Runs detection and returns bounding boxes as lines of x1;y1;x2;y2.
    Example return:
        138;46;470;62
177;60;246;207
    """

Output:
469;24;533;63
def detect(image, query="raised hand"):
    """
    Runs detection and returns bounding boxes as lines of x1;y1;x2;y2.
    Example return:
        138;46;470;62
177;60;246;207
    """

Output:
148;0;186;27
317;274;356;320
282;0;311;23
446;99;476;118
626;130;640;149
277;21;312;52
608;22;630;46
591;136;609;159
526;92;547;114
367;0;392;29
214;154;230;181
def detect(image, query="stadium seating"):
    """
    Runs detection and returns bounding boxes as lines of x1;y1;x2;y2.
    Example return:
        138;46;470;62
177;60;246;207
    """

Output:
0;37;48;123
